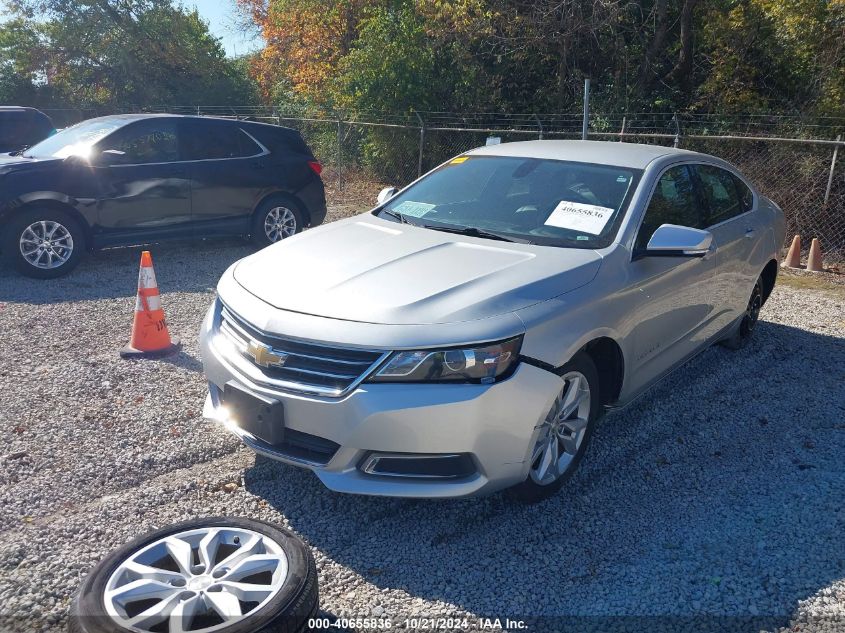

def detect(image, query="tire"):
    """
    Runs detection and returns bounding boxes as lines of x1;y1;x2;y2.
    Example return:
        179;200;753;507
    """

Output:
509;352;601;503
68;517;318;633
251;198;305;248
4;209;86;279
720;278;763;350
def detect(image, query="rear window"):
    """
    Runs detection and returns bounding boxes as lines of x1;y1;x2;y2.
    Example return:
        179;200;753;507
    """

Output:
247;125;312;157
183;121;264;160
0;110;54;150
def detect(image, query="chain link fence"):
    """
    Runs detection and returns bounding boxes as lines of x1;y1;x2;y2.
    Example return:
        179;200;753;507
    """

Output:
41;106;845;260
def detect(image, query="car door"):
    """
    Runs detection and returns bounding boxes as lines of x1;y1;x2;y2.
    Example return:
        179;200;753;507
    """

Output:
182;118;268;232
693;163;759;330
623;164;717;395
93;118;192;237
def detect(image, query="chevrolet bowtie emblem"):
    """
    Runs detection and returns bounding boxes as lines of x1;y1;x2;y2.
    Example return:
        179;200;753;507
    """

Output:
246;340;287;368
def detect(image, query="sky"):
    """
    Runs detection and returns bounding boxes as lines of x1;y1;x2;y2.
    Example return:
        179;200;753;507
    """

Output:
184;0;264;57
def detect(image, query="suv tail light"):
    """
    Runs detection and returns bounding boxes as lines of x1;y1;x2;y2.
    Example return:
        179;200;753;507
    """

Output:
307;160;322;175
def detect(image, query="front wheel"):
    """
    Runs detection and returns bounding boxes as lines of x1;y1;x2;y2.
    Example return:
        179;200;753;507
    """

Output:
5;209;86;278
509;352;601;503
251;199;305;248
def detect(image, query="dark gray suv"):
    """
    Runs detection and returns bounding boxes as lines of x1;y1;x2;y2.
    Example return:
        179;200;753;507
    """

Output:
0;114;326;278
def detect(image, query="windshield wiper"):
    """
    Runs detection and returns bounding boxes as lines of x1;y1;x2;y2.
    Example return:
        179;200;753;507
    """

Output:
379;208;411;224
420;224;527;243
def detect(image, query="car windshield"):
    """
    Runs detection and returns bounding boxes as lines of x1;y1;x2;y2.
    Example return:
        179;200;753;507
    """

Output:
23;118;128;159
377;155;641;248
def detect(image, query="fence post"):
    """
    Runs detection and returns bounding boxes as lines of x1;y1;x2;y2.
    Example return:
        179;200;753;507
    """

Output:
414;110;425;178
619;115;626;142
534;114;544;140
582;79;590;140
672;114;681;148
824;134;842;206
336;116;343;192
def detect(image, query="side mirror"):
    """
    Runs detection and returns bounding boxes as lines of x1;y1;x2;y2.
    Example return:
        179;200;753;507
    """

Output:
646;224;713;257
376;187;398;206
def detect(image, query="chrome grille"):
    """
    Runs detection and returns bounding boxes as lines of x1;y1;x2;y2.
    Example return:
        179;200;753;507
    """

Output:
218;306;387;397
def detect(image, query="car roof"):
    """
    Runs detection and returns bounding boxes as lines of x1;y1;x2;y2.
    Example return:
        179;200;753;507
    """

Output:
467;139;700;169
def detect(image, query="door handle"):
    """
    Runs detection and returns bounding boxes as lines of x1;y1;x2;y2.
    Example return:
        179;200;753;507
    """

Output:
744;227;756;239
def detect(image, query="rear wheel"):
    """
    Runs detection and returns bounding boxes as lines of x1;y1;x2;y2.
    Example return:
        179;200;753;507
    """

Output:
251;198;305;248
5;209;86;278
510;352;600;503
721;278;763;350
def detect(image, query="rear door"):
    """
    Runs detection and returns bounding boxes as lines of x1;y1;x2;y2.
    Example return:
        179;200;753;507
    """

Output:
182;118;268;232
93;118;192;236
693;163;759;330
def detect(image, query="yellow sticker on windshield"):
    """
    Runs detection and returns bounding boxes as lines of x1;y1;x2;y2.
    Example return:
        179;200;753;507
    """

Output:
449;156;469;164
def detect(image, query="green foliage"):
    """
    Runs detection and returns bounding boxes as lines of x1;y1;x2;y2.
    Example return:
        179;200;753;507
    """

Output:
0;0;259;109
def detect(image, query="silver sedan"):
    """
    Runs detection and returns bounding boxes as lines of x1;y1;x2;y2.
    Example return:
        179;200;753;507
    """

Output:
200;140;785;501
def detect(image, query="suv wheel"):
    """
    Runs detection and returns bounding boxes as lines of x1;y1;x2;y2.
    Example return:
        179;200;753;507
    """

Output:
5;209;85;279
68;517;318;633
510;352;600;503
720;278;763;350
252;198;305;248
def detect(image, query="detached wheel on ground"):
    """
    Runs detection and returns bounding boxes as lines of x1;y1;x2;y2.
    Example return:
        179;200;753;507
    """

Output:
4;209;86;278
68;517;318;633
721;278;763;350
510;352;601;503
251;198;305;248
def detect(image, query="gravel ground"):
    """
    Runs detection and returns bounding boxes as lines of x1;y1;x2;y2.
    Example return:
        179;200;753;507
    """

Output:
0;221;844;633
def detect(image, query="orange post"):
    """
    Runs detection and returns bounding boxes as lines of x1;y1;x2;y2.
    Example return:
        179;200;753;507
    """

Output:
806;238;824;272
782;235;802;269
120;251;181;359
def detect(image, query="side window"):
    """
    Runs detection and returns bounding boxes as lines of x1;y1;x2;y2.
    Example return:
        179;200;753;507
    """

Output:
696;164;744;225
635;165;701;250
100;120;179;164
731;173;754;212
183;122;263;160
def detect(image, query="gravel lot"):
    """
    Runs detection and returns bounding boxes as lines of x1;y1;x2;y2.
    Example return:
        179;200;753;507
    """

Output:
0;218;844;633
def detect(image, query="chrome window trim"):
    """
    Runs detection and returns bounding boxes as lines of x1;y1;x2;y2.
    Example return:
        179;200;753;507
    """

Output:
96;124;270;167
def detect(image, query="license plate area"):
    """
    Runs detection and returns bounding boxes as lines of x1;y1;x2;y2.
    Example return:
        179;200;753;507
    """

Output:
223;382;284;446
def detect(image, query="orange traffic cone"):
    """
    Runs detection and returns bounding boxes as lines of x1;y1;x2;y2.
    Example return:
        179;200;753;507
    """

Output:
806;238;824;272
120;251;181;359
782;235;801;269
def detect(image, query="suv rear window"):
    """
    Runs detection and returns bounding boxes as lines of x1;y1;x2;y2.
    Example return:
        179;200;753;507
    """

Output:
184;121;263;160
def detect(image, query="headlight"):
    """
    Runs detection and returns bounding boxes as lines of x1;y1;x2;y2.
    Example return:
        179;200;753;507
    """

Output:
368;337;522;384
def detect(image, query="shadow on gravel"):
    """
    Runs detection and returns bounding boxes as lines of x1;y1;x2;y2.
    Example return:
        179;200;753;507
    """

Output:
0;238;253;304
244;321;845;631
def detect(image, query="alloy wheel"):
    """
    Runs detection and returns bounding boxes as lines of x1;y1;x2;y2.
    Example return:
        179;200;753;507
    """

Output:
263;207;297;243
19;220;74;269
741;282;763;338
103;527;289;633
529;371;592;486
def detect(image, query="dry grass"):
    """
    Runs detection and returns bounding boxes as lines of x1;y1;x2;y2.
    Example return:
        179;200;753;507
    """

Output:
778;267;845;299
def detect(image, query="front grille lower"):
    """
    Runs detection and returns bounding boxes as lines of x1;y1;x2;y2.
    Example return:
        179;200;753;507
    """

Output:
244;427;340;466
219;306;386;397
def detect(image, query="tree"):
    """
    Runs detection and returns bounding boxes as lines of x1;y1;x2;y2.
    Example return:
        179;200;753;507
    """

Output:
1;0;259;109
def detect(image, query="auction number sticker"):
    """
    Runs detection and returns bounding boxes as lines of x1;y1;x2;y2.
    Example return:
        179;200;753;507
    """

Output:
544;200;614;235
394;200;436;218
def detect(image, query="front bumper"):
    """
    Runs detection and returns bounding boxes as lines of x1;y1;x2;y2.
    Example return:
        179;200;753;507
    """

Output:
200;309;563;498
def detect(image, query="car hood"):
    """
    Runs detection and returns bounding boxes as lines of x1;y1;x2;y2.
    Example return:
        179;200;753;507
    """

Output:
233;215;603;325
0;154;60;176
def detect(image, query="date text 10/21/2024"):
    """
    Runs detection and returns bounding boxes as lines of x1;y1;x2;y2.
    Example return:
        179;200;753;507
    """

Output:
307;617;529;630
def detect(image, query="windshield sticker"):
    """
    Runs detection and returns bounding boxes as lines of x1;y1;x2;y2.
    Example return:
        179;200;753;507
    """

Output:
544;200;615;235
393;200;436;218
449;156;469;164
